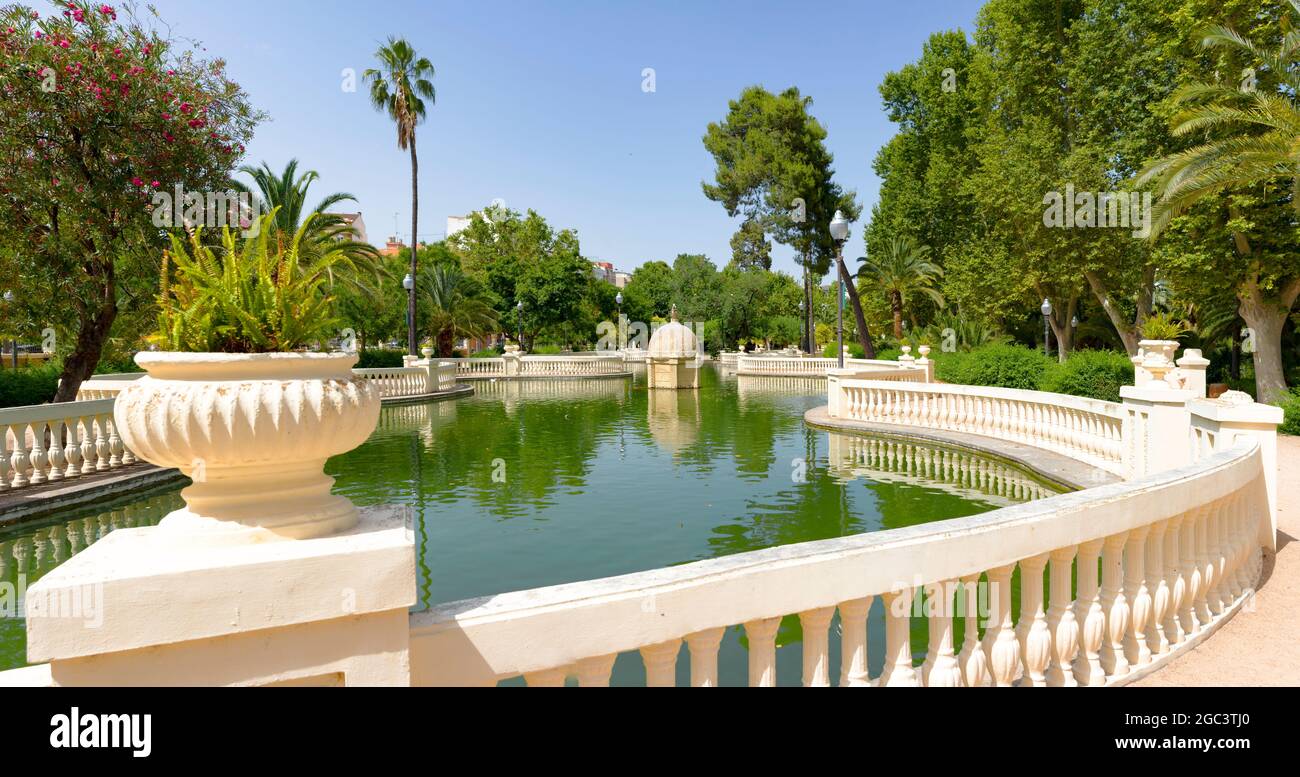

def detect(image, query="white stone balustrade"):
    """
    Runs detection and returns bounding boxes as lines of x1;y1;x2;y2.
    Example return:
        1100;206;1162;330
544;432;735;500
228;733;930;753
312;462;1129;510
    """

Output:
829;380;1128;476
351;366;434;398
518;355;626;377
407;440;1269;686
0;399;135;493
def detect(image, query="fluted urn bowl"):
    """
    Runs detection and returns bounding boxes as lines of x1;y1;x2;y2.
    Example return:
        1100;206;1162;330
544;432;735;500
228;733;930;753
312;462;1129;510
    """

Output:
115;352;382;540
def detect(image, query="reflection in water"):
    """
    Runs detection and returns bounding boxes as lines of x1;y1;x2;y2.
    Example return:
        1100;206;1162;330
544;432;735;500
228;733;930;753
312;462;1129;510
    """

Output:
0;365;1064;683
0;490;182;671
827;434;1056;506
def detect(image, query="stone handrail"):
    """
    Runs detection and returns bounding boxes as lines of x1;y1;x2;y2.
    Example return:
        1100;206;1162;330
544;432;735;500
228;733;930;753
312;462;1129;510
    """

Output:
0;398;135;493
829;379;1127;477
408;440;1267;686
72;374;142;400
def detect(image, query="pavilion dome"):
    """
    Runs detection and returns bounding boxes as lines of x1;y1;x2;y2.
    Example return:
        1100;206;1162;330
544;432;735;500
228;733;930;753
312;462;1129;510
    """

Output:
647;307;698;359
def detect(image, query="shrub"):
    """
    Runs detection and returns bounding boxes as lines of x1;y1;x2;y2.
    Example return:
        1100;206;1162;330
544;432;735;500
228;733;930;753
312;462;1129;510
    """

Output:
469;348;500;358
937;344;1052;391
822;342;866;359
531;344;562;355
1279;390;1300;436
1041;350;1134;403
0;362;60;408
355;349;406;368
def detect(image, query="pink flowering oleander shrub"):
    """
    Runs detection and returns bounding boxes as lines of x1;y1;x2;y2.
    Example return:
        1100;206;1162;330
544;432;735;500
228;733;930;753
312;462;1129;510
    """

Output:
0;1;259;397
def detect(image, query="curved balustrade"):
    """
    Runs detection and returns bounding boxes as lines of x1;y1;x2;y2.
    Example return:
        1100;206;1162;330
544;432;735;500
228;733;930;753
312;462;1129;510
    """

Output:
0;399;136;494
410;441;1267;686
71;374;141;400
352;367;433;398
832;380;1127;477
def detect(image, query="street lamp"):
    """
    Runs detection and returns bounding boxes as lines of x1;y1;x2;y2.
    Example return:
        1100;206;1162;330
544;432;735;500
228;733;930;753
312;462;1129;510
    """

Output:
798;297;806;354
402;273;415;357
829;210;850;368
1040;298;1053;357
516;300;524;351
2;290;15;369
615;291;624;351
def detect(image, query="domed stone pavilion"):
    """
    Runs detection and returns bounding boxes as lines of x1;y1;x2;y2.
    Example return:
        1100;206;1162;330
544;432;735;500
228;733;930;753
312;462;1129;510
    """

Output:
646;306;700;390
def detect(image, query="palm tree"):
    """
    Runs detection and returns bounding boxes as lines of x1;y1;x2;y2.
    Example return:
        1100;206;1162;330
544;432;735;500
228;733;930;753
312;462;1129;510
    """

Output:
232;159;376;264
365;38;436;356
1137;1;1300;235
858;237;945;339
420;262;499;357
1136;2;1300;403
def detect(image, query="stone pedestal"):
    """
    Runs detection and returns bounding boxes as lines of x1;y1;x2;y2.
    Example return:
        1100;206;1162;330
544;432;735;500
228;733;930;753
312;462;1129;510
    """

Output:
1174;348;1210;397
647;356;699;390
25;505;416;686
1120;384;1195;478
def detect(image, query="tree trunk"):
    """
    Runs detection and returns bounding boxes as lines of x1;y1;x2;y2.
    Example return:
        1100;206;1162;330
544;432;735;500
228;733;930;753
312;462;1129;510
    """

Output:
891;291;903;340
1084;270;1139;356
1238;274;1297;405
437;328;454;357
53;274;116;403
408;134;420;356
837;256;875;359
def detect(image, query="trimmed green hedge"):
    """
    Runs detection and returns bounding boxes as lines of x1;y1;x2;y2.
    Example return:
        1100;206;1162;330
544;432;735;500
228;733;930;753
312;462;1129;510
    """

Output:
935;344;1053;391
0;362;60;408
355;349;406;368
1041;350;1134;403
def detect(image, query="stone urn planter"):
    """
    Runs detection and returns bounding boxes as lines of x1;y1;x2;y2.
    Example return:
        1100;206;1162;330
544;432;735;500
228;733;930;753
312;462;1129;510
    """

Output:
1135;339;1181;387
420;346;434;359
114;352;382;540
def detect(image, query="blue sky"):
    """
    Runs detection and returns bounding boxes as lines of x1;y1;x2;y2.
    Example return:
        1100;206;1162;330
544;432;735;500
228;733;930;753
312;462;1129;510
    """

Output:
155;0;984;277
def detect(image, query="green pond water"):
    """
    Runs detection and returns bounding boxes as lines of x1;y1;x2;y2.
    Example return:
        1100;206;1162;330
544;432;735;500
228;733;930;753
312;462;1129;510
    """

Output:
0;364;1061;684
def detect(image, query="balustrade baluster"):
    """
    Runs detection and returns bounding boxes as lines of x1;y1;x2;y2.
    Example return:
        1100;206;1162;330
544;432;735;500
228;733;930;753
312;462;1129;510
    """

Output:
1072;539;1106;686
957;574;991;687
923;580;963;687
639;639;681;687
685;628;726;687
1164;515;1187;645
46;420;65;481
1146;521;1170;657
1099;532;1131;679
0;423;9;491
524;668;568;687
27;422;46;484
1181;506;1204;635
1206;499;1227;617
743;617;781;687
1017;554;1051;687
880;587;919;687
838;597;872;687
798;607;835;687
63;417;81;478
93;416;110;471
984;564;1019;687
1123;526;1152;668
1045;546;1079;686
